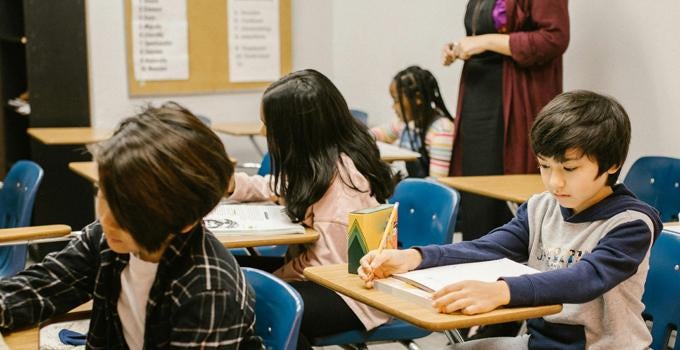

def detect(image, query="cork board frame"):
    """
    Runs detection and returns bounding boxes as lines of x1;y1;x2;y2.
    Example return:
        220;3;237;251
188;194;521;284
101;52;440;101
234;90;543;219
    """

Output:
124;0;292;96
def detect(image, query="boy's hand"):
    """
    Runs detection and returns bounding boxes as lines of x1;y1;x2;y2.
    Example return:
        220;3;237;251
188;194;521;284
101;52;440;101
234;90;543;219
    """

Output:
358;249;422;288
432;280;511;315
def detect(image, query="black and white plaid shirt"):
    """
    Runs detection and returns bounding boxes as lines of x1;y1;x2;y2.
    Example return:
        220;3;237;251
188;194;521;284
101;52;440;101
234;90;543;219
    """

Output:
0;221;263;349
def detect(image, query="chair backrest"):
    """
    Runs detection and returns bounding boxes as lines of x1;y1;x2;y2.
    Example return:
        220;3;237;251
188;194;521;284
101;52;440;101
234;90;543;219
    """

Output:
389;178;460;248
258;153;271;176
0;160;44;277
624;156;680;222
242;267;303;350
349;109;368;125
642;230;680;350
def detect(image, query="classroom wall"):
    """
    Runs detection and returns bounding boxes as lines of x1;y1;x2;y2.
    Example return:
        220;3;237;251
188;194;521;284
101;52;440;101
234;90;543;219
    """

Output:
85;0;333;163
564;1;680;174
330;1;463;126
86;1;680;173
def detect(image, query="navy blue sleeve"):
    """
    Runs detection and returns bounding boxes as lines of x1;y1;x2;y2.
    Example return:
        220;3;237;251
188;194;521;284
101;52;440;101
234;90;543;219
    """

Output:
503;219;652;306
415;203;531;269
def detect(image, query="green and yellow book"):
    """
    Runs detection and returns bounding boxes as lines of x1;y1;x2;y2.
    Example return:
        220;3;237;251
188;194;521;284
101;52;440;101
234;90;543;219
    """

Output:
347;203;398;274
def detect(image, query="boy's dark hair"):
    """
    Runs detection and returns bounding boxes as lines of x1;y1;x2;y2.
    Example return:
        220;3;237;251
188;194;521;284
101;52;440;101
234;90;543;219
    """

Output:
393;66;453;172
262;69;395;221
531;90;630;186
88;102;233;252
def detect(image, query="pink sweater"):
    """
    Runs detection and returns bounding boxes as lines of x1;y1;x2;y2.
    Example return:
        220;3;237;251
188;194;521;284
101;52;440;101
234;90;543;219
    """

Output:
229;154;390;330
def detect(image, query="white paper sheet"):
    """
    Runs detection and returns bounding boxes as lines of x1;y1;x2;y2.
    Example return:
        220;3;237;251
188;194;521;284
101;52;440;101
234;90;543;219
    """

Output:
204;204;304;235
393;258;540;292
227;0;281;82
132;0;189;81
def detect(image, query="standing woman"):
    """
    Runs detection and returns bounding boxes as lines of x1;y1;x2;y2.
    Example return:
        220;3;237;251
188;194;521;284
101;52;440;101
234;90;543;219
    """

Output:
442;0;569;240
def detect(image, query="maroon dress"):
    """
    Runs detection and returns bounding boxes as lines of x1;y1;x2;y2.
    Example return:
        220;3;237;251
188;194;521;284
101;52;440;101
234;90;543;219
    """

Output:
450;0;569;240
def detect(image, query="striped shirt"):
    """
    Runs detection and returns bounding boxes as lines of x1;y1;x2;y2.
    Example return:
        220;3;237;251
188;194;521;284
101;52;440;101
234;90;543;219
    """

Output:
0;221;263;349
371;117;454;178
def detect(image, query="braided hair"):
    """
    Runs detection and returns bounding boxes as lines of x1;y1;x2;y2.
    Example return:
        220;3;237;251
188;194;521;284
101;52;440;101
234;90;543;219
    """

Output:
392;66;453;169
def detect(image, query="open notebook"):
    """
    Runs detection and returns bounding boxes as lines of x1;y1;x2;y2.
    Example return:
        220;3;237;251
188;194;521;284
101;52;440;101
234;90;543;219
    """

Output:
203;203;305;236
375;258;540;307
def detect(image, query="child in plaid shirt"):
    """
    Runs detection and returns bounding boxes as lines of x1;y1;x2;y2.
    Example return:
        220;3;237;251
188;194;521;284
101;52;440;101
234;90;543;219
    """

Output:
0;103;263;349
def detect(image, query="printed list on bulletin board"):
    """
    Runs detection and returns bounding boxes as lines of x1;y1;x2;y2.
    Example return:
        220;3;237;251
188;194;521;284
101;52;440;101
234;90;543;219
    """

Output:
125;0;292;96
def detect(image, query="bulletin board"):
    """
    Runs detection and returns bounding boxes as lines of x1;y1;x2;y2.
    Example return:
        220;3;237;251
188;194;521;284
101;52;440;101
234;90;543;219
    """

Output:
124;0;292;96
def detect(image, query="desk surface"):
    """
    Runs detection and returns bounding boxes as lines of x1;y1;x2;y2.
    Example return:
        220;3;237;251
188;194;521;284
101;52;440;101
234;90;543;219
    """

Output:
3;302;92;349
69;161;98;183
376;141;421;162
27;127;112;145
438;174;544;203
212;121;262;136
219;227;319;248
304;264;562;331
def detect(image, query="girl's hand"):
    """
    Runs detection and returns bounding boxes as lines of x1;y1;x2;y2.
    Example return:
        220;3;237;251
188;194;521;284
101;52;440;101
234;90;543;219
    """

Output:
225;176;236;196
358;249;422;288
432;280;511;314
441;43;457;66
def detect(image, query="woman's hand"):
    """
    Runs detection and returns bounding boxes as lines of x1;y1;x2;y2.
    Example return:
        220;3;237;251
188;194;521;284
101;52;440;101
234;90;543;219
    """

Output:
441;42;457;66
453;34;511;60
358;249;423;288
432;280;510;314
453;36;489;60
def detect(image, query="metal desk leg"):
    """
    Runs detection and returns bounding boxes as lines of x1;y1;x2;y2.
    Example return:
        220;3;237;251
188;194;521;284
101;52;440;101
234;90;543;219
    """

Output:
506;201;519;216
445;329;466;344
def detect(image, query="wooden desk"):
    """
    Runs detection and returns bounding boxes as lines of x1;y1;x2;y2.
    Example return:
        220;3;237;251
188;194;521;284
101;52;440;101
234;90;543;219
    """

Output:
304;264;562;331
69;161;98;183
69;160;237;185
27;127;112;145
211;122;421;163
438;175;544;204
218;228;319;248
376;141;421;162
0;225;71;245
3;302;92;349
212;121;265;156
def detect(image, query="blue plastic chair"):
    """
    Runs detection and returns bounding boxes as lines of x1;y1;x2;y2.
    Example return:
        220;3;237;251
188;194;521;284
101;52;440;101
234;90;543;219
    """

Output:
642;230;680;350
0;160;44;278
258;152;271;176
242;267;304;350
312;178;461;348
624;156;680;222
350;109;368;125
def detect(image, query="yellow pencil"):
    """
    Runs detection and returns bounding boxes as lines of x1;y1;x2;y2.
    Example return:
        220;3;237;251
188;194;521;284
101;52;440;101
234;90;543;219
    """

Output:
376;202;399;255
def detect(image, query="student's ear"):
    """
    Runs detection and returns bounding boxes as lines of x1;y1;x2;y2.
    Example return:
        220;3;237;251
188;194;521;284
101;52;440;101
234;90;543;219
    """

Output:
606;164;621;174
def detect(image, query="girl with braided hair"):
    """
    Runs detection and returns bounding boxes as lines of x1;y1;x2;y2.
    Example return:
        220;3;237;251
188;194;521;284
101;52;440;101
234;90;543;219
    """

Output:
371;65;454;178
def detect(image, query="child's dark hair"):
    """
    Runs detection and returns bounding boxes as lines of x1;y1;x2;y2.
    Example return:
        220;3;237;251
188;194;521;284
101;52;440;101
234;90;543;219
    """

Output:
531;90;630;186
88;102;234;252
262;69;395;221
393;66;453;168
